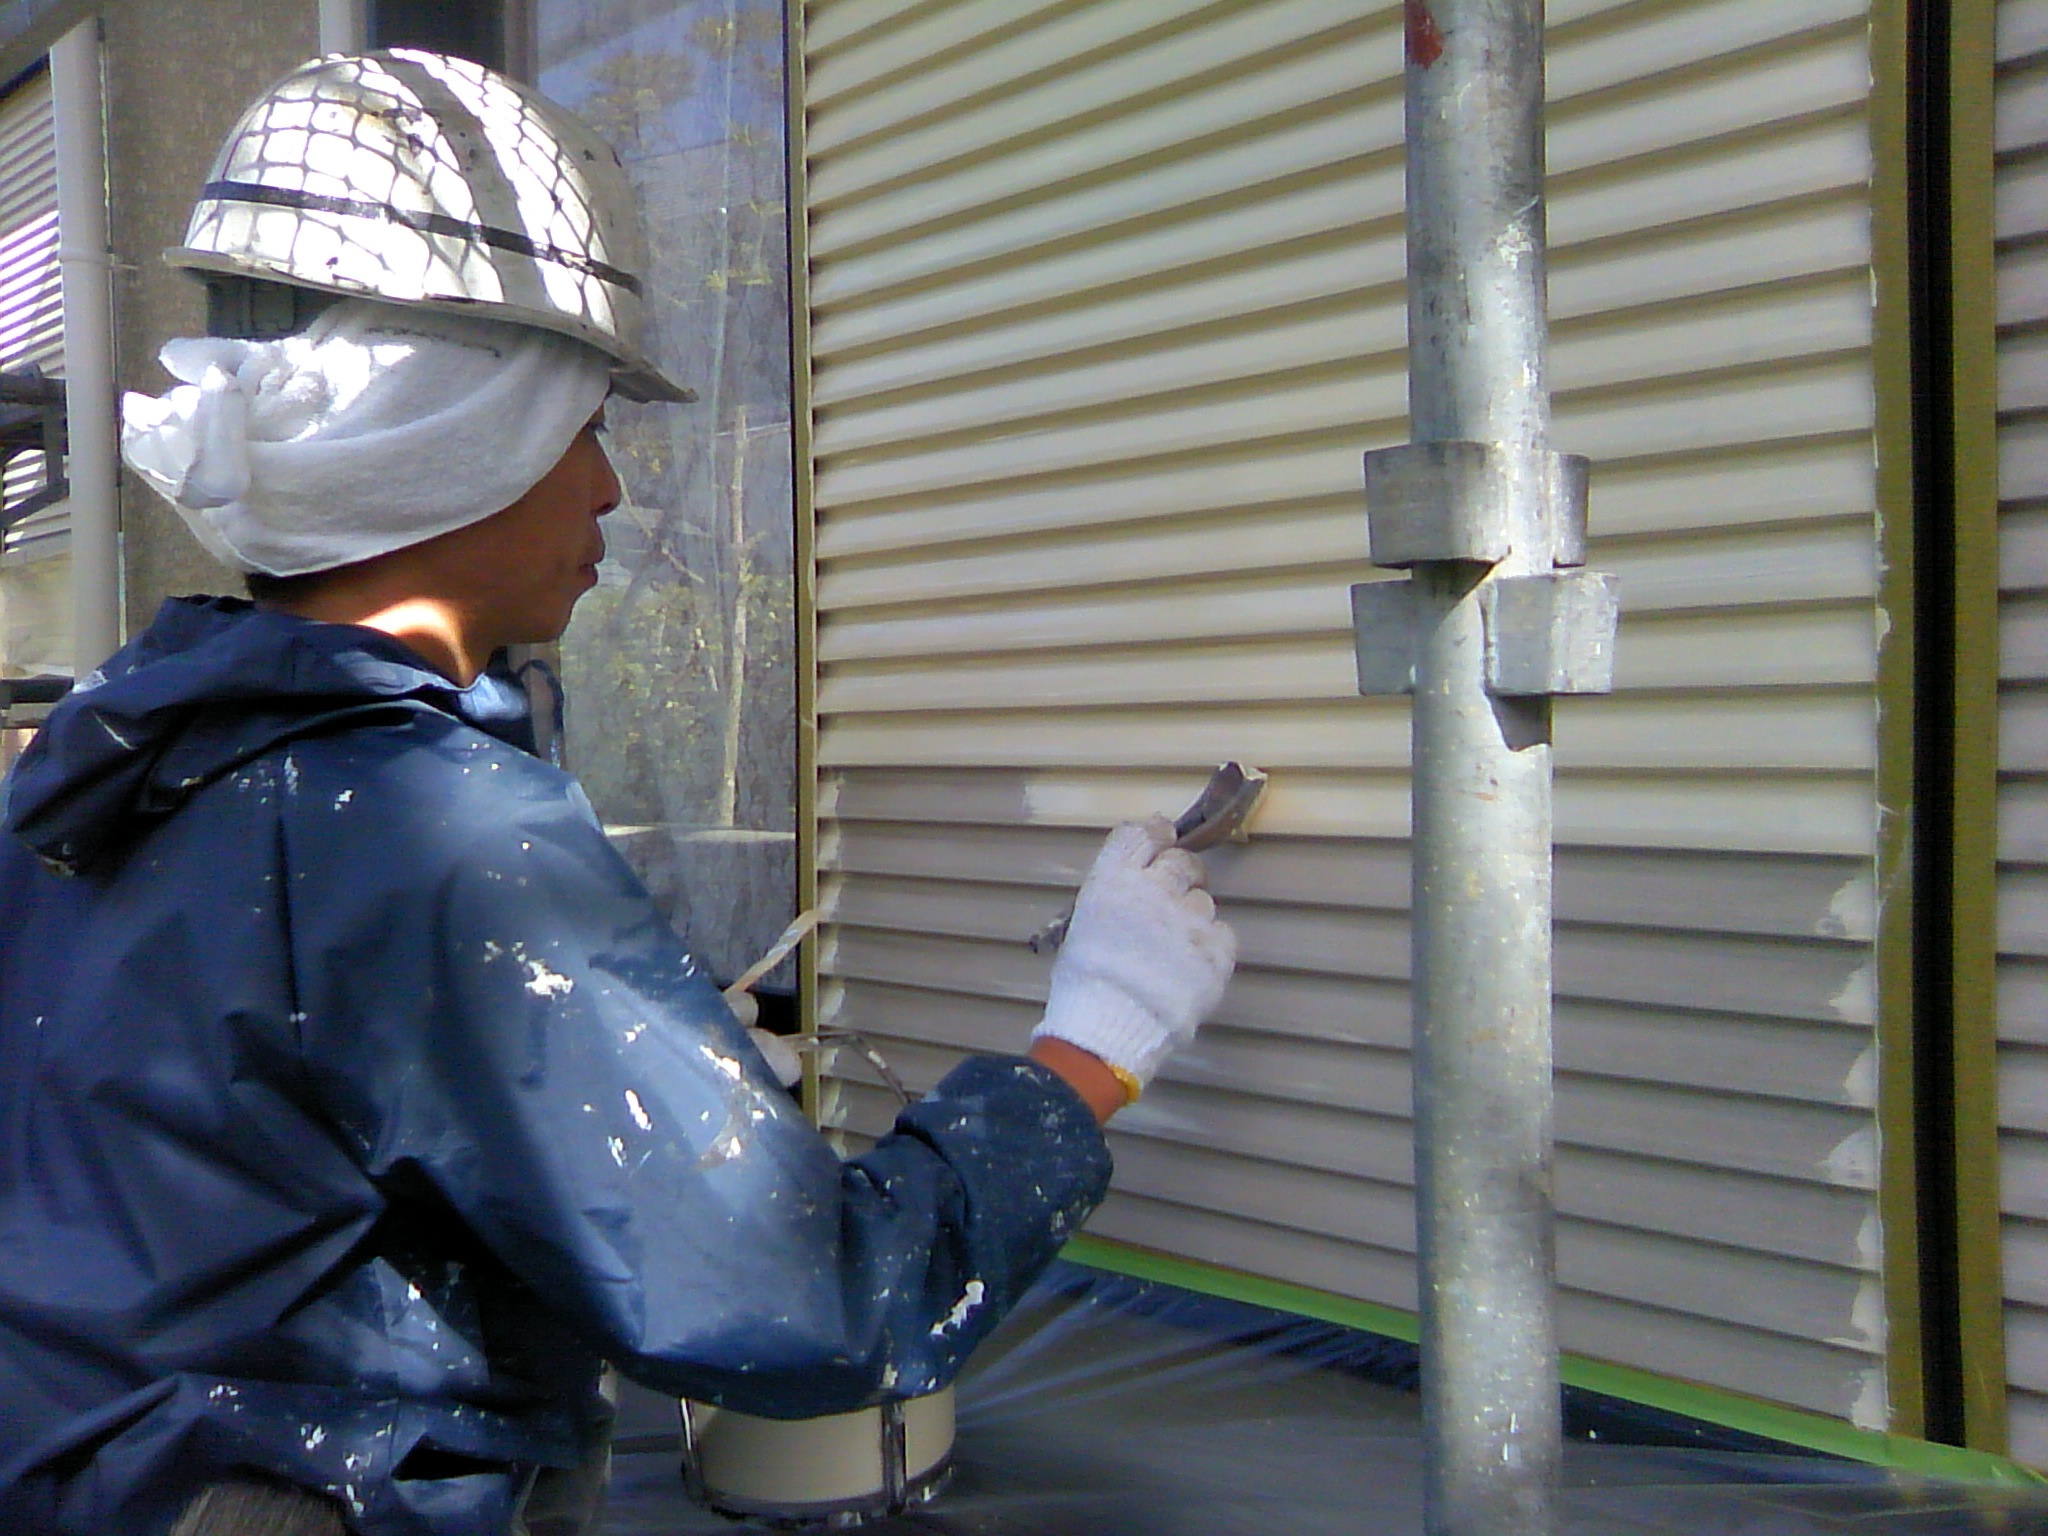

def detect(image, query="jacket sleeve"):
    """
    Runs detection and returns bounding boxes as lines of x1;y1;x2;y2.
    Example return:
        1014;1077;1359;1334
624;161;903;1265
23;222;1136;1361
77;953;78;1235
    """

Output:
281;723;1111;1418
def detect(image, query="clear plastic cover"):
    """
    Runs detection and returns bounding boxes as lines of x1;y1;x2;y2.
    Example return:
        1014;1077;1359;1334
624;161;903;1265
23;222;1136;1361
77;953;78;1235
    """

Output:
602;1261;2048;1535
539;1;796;992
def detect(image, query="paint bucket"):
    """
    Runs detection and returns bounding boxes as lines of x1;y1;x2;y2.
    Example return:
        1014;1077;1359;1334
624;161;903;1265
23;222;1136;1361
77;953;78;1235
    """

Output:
679;1385;955;1527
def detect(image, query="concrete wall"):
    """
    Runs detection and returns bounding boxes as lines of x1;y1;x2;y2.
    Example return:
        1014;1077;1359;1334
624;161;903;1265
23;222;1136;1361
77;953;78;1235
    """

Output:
99;0;316;635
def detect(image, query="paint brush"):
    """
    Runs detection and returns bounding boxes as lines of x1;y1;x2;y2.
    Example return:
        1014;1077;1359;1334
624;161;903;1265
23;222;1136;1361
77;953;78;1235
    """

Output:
1026;761;1268;953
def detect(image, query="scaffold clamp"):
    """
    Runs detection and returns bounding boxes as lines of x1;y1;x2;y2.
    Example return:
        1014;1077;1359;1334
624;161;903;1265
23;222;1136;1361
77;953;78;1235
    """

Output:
1362;441;1590;568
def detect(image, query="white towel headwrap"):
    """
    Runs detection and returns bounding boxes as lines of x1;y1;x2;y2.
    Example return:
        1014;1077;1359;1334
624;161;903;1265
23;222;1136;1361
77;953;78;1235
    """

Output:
120;298;613;577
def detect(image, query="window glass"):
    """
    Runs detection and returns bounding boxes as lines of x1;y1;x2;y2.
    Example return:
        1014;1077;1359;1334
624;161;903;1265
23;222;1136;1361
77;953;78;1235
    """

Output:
371;0;509;72
536;1;796;994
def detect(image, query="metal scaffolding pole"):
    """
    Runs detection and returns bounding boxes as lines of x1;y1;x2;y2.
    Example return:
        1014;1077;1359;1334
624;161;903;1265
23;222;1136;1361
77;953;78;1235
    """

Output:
1352;1;1618;1530
1408;3;1559;1530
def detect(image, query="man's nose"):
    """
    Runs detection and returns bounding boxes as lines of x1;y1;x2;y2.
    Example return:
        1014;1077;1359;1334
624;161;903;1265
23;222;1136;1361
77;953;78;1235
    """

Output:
593;440;622;517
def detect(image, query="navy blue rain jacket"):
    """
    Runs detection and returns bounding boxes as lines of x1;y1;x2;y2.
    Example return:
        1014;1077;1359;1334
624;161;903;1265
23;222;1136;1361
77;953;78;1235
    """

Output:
0;596;1111;1535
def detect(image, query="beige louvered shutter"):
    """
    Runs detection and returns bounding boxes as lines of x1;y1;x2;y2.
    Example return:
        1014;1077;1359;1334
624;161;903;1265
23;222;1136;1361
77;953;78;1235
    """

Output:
799;0;1887;1425
0;69;62;558
1996;0;2048;1469
0;67;61;561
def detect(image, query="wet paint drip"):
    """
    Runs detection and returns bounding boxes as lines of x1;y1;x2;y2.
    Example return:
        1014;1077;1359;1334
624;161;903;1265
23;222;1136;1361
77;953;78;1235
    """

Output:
929;1279;986;1338
481;937;576;998
1406;0;1445;67
523;959;573;998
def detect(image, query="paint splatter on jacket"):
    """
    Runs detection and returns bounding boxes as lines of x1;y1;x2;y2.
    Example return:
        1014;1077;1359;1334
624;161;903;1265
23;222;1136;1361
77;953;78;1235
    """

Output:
0;596;1111;1535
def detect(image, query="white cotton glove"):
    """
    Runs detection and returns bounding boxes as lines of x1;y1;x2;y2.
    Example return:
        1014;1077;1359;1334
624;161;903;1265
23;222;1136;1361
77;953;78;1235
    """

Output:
746;1027;804;1089
724;988;805;1089
1031;817;1238;1093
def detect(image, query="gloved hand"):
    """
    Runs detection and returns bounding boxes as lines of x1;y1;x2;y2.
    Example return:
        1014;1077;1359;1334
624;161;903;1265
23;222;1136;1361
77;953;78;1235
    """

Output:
1031;817;1237;1096
723;987;805;1088
746;1026;804;1090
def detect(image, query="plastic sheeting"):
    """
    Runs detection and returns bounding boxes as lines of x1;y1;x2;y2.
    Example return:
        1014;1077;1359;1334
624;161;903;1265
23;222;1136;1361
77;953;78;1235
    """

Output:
538;0;799;993
600;1261;2048;1535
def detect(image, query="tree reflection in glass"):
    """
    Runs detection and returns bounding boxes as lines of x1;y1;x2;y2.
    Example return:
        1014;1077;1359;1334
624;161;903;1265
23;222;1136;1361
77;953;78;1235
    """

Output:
538;0;795;993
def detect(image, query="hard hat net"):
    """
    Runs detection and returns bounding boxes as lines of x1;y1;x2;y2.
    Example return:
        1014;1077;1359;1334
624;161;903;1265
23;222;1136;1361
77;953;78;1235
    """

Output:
178;51;657;380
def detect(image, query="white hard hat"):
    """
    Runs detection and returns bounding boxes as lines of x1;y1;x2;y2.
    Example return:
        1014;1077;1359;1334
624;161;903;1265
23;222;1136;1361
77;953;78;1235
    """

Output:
167;49;692;404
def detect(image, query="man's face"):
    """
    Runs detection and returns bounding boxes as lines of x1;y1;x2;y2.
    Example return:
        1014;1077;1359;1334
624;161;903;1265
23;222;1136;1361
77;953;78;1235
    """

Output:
423;414;623;649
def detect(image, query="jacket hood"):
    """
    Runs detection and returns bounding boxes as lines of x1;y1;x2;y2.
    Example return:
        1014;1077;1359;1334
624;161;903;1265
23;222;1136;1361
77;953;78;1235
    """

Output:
2;595;539;874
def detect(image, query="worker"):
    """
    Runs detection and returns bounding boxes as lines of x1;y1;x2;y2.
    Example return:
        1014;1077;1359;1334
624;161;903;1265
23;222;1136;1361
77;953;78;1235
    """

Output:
0;52;1236;1536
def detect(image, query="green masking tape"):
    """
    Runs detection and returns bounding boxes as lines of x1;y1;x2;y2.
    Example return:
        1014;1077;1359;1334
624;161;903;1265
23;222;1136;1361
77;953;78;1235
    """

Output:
1058;1234;2044;1489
